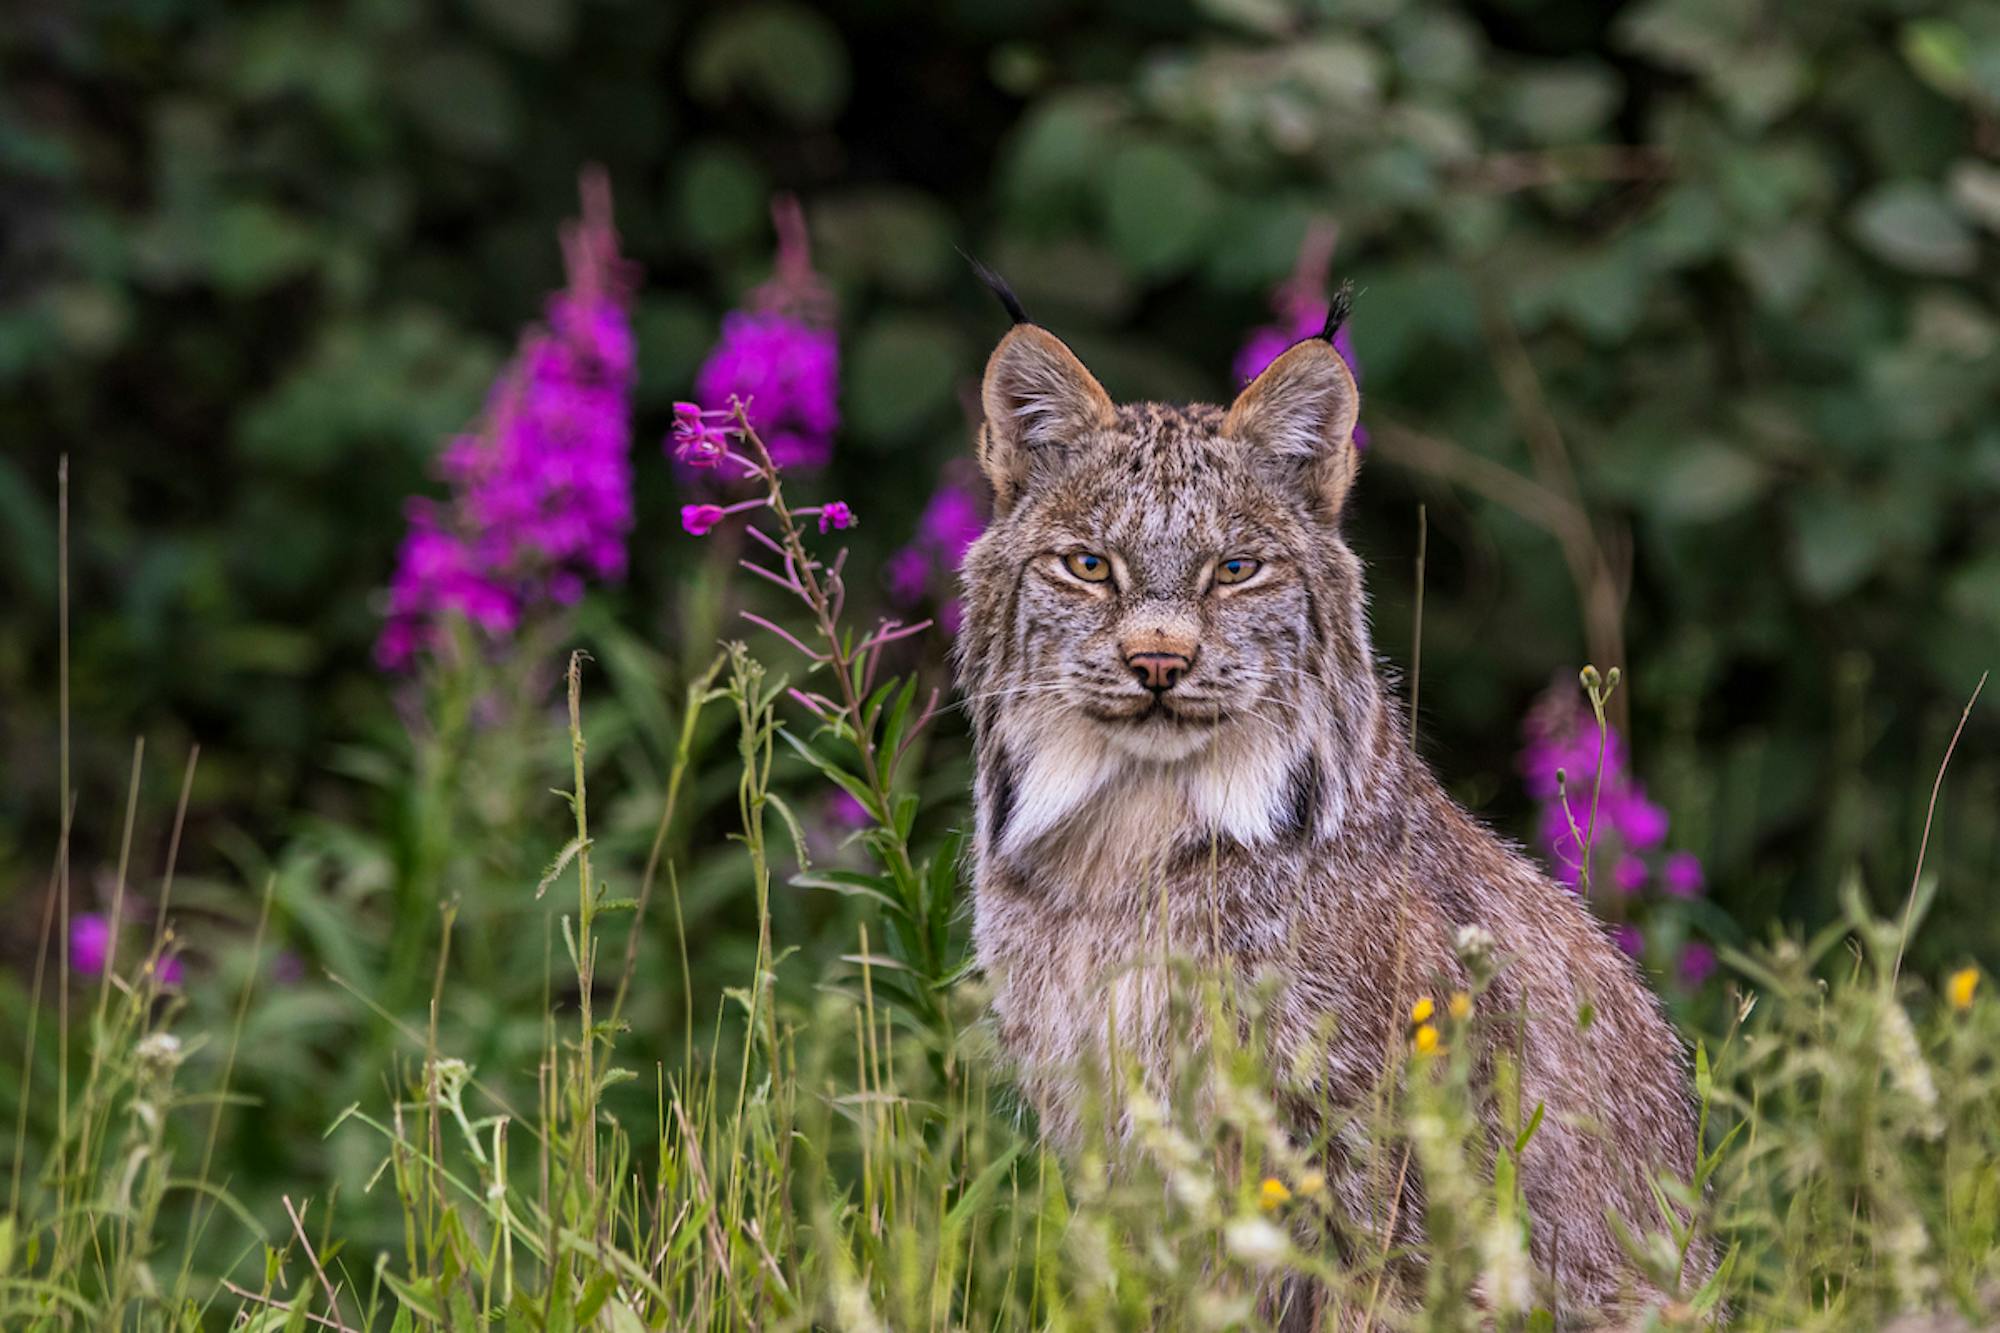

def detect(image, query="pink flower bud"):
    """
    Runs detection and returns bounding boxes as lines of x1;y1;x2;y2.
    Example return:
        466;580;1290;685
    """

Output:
71;913;110;975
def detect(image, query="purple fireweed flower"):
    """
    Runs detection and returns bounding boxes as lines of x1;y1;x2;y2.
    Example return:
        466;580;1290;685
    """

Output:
918;484;982;563
1519;684;1674;894
694;314;839;470
1678;940;1717;986
680;497;764;538
71;912;110;974
1661;850;1705;898
816;501;855;534
885;478;986;610
155;954;184;986
685;195;839;473
1613;923;1644;957
378;167;636;670
827;790;871;828
885;546;931;604
1234;221;1368;448
1607;788;1669;851
670;402;733;467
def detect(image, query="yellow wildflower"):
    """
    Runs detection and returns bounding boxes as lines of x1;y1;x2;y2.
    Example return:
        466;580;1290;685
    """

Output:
1410;996;1435;1024
1414;1023;1440;1055
1947;967;1979;1011
1448;991;1472;1020
1259;1177;1292;1211
1296;1169;1326;1198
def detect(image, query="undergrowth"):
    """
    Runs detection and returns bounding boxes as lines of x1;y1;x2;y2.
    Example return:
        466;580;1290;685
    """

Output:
3;444;1996;1330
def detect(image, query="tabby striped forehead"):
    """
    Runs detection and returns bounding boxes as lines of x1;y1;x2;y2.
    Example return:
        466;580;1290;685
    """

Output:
1018;401;1306;569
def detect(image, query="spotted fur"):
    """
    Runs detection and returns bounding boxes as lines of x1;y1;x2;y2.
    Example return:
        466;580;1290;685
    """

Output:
953;324;1713;1320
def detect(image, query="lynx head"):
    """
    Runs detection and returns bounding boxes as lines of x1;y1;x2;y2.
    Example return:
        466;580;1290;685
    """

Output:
957;302;1386;863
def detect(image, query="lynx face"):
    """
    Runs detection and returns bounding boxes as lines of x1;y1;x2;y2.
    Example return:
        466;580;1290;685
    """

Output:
985;404;1322;764
957;321;1377;864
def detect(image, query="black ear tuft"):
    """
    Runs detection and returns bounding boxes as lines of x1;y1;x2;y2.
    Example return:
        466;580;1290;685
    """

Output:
962;251;1031;326
1318;279;1355;343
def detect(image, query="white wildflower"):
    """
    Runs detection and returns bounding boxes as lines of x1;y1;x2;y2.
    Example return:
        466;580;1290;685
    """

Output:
1223;1216;1291;1267
135;1033;183;1070
1877;1001;1943;1139
1194;1289;1255;1328
1883;1213;1936;1309
1479;1215;1534;1312
1454;925;1498;979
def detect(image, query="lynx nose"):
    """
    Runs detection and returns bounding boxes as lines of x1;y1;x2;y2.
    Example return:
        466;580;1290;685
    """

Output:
1126;651;1192;693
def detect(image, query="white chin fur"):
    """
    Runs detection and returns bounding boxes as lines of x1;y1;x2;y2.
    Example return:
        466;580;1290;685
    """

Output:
998;700;1306;866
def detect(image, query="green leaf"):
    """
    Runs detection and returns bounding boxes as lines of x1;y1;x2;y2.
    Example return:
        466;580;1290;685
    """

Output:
688;3;850;125
1650;441;1769;522
1850;183;1978;276
1733;223;1826;311
1948;159;2000;234
892;791;920;842
794;869;908;918
1002;92;1118;204
205;199;321;297
849;315;965;440
1945;553;2000;628
1901;19;1974;98
778;731;877;813
764;791;812;871
1786;489;1881;601
813;188;956;295
926;831;965;956
840;951;914;973
879;675;921;766
674;143;770;252
1513;1101;1546;1155
1101;141;1219;277
536;837;590;901
1505;62;1620;143
943;1142;1025;1240
396;46;520;159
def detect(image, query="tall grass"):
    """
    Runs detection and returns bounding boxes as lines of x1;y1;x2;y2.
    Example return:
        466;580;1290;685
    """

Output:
3;460;1997;1329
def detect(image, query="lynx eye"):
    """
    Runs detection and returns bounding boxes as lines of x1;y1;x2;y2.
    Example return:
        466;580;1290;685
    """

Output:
1062;551;1113;584
1214;557;1262;586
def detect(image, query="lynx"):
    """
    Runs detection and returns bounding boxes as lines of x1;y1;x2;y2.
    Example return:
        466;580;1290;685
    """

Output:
953;282;1712;1322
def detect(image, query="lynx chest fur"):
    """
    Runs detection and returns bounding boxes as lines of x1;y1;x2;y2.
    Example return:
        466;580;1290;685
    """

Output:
951;296;1712;1314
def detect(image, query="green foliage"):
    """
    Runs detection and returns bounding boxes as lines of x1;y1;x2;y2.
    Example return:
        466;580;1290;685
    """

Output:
3;636;1998;1328
4;0;1998;968
5;0;2000;1322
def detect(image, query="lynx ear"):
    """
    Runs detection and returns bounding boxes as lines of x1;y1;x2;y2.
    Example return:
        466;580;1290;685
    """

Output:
1223;337;1361;519
978;325;1116;515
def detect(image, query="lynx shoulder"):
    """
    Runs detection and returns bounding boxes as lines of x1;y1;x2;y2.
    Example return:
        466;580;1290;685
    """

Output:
951;300;1712;1316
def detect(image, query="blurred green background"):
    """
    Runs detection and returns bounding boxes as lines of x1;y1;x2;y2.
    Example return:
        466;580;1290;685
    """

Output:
5;0;2000;1089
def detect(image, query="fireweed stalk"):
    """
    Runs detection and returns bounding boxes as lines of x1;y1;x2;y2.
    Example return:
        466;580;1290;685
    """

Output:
1522;666;1714;986
674;399;961;1052
377;168;635;670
